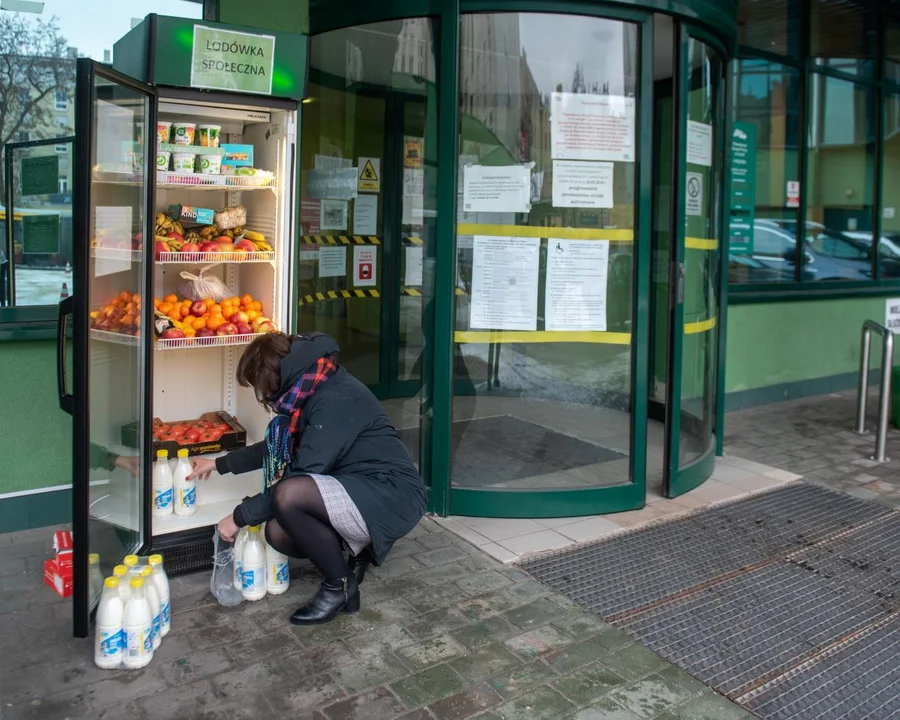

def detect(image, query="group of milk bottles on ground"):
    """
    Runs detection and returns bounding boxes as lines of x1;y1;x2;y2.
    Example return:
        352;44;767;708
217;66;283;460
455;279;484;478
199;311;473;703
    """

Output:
152;449;196;518
94;554;171;670
233;524;290;601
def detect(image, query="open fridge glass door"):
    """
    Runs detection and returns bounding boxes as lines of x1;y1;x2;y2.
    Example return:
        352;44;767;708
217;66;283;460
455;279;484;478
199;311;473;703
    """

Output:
148;98;294;541
72;59;155;637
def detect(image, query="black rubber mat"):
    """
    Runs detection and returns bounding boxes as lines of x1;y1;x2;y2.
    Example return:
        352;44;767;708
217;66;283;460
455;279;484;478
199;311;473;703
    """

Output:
521;483;900;719
399;415;625;487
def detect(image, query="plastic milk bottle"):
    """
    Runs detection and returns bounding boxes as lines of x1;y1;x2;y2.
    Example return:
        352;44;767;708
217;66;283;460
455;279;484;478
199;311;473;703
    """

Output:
123;554;140;576
232;527;248;591
241;525;266;601
148;554;171;637
113;565;131;604
123;577;153;669
141;566;162;650
94;577;124;670
266;540;289;595
172;449;196;516
89;552;104;605
153;449;174;517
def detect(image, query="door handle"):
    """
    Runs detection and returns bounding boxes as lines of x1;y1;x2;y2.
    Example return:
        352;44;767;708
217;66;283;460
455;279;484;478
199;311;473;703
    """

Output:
57;295;74;415
676;262;685;304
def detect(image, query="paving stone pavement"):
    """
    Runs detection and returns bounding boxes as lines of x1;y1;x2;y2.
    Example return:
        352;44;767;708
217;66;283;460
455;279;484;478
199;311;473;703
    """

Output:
0;520;752;720
726;390;900;509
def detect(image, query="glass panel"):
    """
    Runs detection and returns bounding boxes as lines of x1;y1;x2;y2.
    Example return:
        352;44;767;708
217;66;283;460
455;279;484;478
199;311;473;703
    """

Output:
300;19;438;485
729;59;802;284
880;93;900;279
805;76;875;281
87;74;150;587
5;141;74;306
737;0;803;56
681;38;722;466
888;21;900;83
811;0;877;76
452;12;638;490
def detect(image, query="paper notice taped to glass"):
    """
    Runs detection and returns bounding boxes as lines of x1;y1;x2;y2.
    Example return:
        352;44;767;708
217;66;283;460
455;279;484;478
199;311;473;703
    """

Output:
545;239;609;332
686;172;703;217
405;246;424;287
318;246;347;278
462;165;532;214
552;160;614;209
687;121;712;167
353;194;378;236
550;93;635;162
470;236;540;331
95;206;133;277
306;167;358;200
320;199;348;231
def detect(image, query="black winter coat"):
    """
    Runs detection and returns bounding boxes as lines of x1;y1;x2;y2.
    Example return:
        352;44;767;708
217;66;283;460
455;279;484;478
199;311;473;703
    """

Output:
215;332;426;565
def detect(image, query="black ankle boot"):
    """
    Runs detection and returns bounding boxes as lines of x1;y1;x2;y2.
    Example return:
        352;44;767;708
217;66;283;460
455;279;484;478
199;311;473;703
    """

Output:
348;549;372;585
289;575;360;626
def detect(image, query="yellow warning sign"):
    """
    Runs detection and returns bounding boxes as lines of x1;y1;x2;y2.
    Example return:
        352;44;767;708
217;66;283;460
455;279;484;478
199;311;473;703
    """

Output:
357;157;380;193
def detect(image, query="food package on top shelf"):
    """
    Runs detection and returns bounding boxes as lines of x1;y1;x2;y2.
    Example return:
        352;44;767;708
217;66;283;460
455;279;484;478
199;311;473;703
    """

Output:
168;205;215;227
221;143;254;167
214;205;247;231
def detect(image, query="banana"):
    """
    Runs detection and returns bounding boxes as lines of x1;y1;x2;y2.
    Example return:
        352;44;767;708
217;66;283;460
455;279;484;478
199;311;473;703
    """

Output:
255;241;274;252
243;230;266;242
155;212;167;226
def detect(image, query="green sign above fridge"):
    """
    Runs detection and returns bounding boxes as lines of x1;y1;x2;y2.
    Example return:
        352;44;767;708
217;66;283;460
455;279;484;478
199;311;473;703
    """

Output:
113;15;308;101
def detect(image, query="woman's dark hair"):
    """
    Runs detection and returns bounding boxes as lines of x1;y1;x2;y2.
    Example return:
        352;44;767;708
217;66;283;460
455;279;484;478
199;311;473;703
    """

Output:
236;331;292;407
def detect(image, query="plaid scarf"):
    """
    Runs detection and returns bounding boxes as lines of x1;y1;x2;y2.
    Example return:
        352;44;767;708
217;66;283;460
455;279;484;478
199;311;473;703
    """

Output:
262;355;338;491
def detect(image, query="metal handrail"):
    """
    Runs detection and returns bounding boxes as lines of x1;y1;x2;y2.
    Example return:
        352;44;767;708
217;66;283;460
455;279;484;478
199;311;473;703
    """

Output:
856;319;894;462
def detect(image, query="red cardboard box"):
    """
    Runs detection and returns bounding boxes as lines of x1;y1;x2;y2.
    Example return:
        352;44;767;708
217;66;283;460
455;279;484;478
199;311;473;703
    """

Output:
53;530;72;553
44;558;73;598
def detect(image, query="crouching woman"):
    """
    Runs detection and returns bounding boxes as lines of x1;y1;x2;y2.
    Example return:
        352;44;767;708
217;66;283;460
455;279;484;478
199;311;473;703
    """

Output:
189;331;425;625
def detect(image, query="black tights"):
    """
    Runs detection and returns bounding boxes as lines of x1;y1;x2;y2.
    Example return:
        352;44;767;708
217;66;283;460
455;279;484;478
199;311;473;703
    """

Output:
263;475;348;584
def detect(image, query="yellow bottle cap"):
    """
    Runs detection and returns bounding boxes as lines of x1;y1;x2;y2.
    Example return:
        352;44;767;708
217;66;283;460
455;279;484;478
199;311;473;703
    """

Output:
123;555;138;567
113;565;128;578
141;566;153;577
248;525;260;532
130;577;144;589
177;448;189;458
157;449;168;458
88;553;100;564
104;576;119;589
148;554;163;566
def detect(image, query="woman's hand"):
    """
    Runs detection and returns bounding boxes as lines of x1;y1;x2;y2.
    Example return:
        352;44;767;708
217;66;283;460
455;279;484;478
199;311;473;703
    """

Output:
113;454;139;477
188;457;217;481
218;514;239;543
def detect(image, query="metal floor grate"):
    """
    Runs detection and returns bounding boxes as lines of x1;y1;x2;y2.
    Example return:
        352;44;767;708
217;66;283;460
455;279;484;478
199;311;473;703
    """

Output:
521;483;900;719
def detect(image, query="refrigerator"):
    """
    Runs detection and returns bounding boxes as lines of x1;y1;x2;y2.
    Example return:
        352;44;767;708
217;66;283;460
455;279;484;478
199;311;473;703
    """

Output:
56;15;308;637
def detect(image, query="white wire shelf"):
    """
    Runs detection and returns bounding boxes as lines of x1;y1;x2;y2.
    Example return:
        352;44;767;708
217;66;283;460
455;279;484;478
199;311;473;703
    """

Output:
156;251;274;264
156;333;260;351
90;329;141;346
91;247;143;262
92;170;276;190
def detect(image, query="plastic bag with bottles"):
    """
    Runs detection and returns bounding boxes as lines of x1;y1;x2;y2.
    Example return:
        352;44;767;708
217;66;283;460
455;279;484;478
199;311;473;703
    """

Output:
210;529;244;607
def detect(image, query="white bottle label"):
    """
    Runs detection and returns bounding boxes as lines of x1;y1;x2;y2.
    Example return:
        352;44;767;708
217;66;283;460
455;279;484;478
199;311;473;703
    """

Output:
161;600;170;626
127;626;151;658
274;562;289;584
180;486;196;508
152;612;161;638
154;488;173;510
97;628;121;659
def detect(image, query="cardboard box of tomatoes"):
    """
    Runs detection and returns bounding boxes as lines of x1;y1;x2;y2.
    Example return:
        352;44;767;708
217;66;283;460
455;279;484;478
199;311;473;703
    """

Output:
121;411;247;457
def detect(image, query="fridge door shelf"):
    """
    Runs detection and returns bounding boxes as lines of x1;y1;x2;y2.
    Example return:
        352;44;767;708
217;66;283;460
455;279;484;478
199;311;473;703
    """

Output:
92;169;276;191
91;247;143;263
90;329;140;346
156;251;275;264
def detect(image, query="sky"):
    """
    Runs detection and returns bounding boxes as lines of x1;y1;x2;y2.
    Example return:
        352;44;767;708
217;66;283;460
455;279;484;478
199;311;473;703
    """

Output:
21;0;201;60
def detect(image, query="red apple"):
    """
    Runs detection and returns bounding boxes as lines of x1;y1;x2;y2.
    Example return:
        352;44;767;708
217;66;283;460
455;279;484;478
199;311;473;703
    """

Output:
217;243;235;254
229;311;249;325
160;328;185;340
190;300;207;317
196;327;214;343
216;236;234;245
199;241;221;253
234;239;256;253
251;316;271;332
215;322;238;336
255;321;276;334
154;240;169;261
180;242;200;254
167;232;184;242
235;322;252;335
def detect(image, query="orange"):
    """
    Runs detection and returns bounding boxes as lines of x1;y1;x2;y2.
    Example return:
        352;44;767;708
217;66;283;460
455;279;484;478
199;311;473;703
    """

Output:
206;315;224;332
167;310;181;322
158;302;173;314
247;310;260;322
180;305;192;318
251;300;262;312
192;317;207;330
131;293;141;305
211;304;223;315
229;296;240;306
154;297;161;309
164;294;178;304
121;314;135;327
119;291;131;302
241;294;253;307
203;297;214;306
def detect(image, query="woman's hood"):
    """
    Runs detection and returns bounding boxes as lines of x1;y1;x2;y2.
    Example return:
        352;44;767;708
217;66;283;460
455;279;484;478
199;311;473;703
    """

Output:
277;332;340;395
